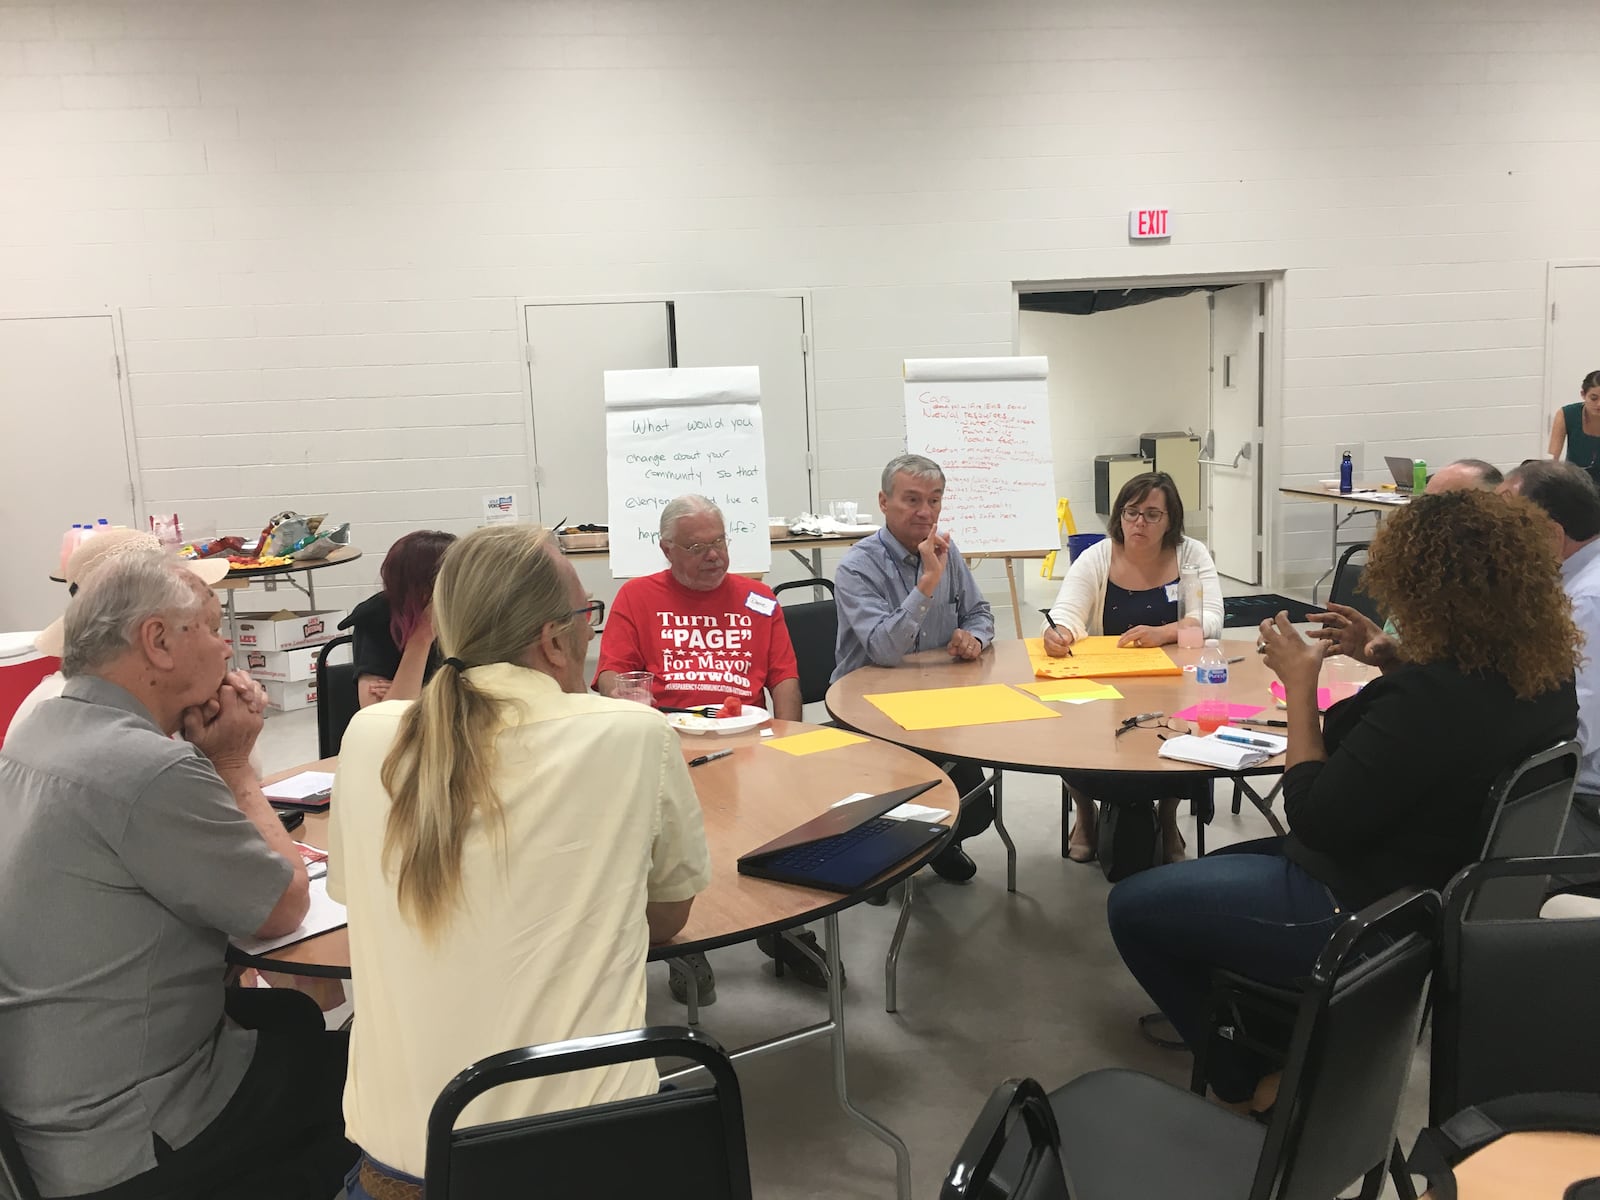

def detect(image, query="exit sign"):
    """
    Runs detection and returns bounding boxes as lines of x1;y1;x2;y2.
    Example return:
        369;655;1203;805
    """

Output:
1129;209;1171;240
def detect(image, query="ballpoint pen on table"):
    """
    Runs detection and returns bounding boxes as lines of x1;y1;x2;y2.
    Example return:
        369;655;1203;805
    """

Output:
1214;731;1279;750
688;749;734;767
1227;656;1246;664
1038;609;1073;655
1237;718;1289;729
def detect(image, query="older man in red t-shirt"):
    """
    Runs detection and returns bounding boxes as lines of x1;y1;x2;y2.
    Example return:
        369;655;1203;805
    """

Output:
594;495;813;1004
595;496;801;721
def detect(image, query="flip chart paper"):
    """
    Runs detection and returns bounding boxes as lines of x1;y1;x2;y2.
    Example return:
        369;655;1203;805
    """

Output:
862;683;1060;732
903;357;1058;555
604;366;771;579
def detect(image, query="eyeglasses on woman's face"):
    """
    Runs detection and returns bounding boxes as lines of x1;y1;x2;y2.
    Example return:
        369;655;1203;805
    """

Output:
571;599;605;629
1121;507;1168;525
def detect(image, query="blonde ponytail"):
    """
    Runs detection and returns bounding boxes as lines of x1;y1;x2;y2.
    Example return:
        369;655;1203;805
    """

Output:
379;525;575;937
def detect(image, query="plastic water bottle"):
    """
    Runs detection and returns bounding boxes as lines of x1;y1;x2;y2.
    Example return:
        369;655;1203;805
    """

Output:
1338;451;1353;494
1176;566;1204;648
1196;639;1229;733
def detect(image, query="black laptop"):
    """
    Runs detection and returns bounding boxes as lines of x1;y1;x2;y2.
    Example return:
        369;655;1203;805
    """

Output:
737;781;947;893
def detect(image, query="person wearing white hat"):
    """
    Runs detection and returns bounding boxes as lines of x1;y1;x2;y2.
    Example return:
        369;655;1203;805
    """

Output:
10;530;234;737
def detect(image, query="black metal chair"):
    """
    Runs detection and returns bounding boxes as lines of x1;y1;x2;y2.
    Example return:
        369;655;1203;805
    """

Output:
315;634;359;759
944;888;1441;1200
0;1110;39;1200
424;1026;751;1200
1328;542;1383;626
940;1078;1069;1200
771;578;836;706
1429;854;1600;1127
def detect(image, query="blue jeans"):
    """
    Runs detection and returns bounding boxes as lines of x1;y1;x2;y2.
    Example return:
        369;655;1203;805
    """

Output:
344;1155;420;1199
1106;836;1342;1103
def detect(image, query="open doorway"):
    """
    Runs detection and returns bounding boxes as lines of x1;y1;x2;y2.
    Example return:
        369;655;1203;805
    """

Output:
1015;274;1280;589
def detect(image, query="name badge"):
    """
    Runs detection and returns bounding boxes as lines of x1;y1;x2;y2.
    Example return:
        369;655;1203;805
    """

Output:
745;592;777;617
1165;584;1180;602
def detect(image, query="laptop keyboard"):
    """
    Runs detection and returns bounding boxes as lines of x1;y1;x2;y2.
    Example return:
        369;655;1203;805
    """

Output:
766;818;899;871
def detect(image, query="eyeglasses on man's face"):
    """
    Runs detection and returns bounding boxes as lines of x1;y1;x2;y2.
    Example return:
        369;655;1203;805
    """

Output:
1121;507;1169;525
572;600;605;629
671;536;729;558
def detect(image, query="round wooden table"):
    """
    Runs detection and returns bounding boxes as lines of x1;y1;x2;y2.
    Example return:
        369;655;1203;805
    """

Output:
826;638;1366;889
234;720;958;1200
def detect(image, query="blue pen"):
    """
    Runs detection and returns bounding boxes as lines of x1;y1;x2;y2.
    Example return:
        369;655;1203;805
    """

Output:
1215;731;1278;750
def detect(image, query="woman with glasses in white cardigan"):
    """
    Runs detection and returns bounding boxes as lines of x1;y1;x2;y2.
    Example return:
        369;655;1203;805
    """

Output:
1043;472;1224;864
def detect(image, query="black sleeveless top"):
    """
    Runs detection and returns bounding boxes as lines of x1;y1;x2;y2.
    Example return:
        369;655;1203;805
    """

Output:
1101;578;1179;637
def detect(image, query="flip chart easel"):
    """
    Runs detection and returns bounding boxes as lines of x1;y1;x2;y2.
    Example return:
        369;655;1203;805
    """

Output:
903;357;1060;638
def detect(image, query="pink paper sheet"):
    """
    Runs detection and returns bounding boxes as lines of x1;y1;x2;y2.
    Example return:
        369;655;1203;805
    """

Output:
1269;680;1336;711
1171;702;1265;722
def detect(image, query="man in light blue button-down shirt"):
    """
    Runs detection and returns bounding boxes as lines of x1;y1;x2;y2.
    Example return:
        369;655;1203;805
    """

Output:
833;454;995;881
1503;460;1600;870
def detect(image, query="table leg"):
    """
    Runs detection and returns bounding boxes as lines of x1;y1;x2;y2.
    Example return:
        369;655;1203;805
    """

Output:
824;912;912;1200
884;875;915;1014
1234;776;1286;836
990;769;1017;893
1003;556;1023;638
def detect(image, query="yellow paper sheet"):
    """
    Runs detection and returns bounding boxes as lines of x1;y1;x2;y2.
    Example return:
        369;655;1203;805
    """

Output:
863;683;1060;732
763;728;869;757
1025;636;1182;680
1017;679;1124;704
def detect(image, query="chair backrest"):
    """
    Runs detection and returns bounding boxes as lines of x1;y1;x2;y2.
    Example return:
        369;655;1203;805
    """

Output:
315;634;359;759
0;1109;41;1200
1327;542;1383;625
1431;854;1600;1126
1250;887;1440;1200
1473;740;1580;920
425;1026;751;1200
940;1077;1070;1200
0;654;60;748
771;579;837;706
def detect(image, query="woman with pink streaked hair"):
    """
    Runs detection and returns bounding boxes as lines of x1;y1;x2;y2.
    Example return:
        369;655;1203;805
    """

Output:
340;530;457;707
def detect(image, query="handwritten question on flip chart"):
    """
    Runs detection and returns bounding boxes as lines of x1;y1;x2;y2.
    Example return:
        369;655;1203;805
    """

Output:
903;357;1059;556
604;366;773;579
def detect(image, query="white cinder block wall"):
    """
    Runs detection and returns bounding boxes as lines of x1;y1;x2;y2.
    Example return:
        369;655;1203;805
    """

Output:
4;0;1599;609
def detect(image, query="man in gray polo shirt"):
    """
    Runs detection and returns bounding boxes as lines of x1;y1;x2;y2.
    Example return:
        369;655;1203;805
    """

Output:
0;549;354;1197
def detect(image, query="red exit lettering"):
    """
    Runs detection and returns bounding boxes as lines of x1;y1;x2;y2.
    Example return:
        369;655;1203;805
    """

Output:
1129;209;1171;240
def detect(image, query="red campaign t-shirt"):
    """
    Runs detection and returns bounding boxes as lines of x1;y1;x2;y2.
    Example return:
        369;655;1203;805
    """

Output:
595;571;799;710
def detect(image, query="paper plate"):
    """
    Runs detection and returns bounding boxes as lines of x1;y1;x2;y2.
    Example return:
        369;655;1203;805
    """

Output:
666;706;771;736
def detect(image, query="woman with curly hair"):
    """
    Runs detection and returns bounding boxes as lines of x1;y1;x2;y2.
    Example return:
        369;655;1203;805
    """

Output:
1107;489;1578;1112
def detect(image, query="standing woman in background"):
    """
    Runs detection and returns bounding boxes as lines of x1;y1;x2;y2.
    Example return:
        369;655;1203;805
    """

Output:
1042;472;1224;863
340;530;457;707
1549;370;1600;487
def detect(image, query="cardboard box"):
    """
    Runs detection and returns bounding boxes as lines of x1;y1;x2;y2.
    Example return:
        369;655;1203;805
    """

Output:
232;609;344;652
236;640;349;684
263;679;318;712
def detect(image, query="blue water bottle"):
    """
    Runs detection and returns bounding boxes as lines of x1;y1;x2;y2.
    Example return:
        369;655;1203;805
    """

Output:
1338;451;1353;494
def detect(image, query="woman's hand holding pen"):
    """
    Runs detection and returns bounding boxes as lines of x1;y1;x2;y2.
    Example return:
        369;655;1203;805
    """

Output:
1040;609;1075;657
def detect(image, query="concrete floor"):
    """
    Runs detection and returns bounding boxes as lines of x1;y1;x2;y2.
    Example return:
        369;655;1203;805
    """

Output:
257;679;1427;1199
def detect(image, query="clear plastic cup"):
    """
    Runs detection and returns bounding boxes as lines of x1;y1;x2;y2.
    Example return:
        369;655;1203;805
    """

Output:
829;500;858;525
1325;655;1364;704
614;671;654;705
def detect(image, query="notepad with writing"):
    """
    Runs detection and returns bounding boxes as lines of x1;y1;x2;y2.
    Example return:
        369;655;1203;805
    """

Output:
1157;727;1288;770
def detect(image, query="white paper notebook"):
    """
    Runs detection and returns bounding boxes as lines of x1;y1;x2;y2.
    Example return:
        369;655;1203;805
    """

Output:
231;877;347;957
1157;727;1288;770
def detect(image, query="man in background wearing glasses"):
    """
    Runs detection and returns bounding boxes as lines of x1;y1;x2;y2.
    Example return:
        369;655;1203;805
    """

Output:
594;494;806;1003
